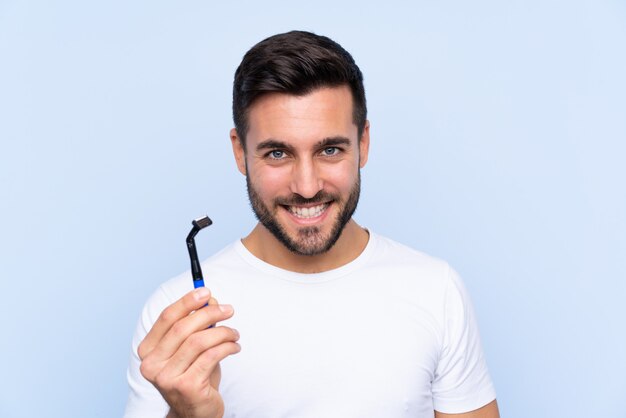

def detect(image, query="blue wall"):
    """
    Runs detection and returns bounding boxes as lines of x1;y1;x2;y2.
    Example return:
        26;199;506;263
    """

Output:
1;1;625;417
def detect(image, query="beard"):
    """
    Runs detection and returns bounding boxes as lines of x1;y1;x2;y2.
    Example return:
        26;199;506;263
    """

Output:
246;172;361;256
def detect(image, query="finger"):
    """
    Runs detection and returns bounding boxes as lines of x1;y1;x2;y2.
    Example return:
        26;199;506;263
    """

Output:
183;341;242;389
138;288;212;359
157;326;240;379
149;304;235;361
208;296;218;305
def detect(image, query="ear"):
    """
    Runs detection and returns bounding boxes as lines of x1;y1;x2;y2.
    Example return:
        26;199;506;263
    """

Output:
230;128;247;176
358;120;370;168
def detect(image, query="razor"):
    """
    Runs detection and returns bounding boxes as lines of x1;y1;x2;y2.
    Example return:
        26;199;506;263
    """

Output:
186;215;213;289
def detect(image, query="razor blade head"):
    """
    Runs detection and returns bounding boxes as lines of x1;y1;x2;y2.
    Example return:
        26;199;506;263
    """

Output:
192;215;213;229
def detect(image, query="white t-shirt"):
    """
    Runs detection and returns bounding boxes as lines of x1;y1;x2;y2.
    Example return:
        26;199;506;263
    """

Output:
125;232;496;418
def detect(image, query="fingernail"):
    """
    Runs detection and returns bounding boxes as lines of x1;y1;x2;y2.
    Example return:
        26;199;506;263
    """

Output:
219;304;233;313
195;287;211;299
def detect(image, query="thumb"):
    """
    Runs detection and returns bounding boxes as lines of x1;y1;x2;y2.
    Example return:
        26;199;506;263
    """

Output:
209;363;222;390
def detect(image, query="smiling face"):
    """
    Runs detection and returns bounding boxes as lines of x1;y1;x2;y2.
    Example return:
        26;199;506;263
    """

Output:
231;85;369;257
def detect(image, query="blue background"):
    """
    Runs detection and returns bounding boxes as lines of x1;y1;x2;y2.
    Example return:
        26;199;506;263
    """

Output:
1;1;625;417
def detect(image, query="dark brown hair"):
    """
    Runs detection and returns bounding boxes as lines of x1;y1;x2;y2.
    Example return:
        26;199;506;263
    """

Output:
232;30;367;146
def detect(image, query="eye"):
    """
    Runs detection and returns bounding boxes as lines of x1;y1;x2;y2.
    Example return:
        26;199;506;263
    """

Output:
322;147;340;156
268;150;286;160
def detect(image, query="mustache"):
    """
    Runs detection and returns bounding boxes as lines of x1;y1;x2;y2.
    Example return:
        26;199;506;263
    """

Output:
275;191;336;206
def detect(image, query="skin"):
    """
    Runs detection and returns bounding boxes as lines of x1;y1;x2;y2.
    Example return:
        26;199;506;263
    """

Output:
138;289;240;418
435;400;500;418
230;86;370;273
138;85;500;418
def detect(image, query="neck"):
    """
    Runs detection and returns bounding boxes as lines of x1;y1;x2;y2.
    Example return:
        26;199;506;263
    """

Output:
241;220;369;274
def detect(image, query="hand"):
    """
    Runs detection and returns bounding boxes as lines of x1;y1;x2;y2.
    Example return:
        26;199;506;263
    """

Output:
138;287;241;418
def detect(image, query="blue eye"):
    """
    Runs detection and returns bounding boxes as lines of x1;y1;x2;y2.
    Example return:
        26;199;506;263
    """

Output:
322;147;339;156
269;150;285;159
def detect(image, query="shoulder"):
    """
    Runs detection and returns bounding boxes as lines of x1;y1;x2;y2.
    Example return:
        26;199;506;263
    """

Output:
370;233;447;265
368;232;454;283
365;232;473;312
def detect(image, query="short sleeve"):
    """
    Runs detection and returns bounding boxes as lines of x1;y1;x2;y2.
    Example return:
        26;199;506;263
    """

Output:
124;287;172;418
431;266;496;413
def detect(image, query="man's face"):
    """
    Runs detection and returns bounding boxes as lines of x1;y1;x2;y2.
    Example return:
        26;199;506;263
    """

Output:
231;86;369;256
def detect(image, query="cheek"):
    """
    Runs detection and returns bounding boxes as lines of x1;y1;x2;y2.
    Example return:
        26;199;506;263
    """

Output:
250;166;291;197
323;162;359;190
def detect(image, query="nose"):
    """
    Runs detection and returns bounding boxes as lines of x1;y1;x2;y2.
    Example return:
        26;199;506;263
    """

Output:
290;157;323;198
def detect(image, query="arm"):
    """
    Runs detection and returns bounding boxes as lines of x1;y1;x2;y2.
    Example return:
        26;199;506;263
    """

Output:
432;267;497;415
435;400;500;418
138;287;241;418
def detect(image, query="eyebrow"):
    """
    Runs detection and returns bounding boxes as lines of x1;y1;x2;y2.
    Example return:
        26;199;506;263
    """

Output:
256;139;293;153
316;136;352;148
256;136;352;152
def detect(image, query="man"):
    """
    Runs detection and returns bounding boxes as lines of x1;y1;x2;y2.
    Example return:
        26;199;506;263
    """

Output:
125;31;499;418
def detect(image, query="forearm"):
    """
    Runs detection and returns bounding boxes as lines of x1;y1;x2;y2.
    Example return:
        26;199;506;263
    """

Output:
435;399;500;418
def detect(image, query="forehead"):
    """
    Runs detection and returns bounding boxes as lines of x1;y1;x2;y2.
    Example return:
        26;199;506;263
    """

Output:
246;86;357;146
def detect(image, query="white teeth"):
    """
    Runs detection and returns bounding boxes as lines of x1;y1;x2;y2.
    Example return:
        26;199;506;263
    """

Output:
288;203;328;219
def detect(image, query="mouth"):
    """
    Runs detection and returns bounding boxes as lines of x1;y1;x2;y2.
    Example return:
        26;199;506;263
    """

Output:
285;202;330;219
